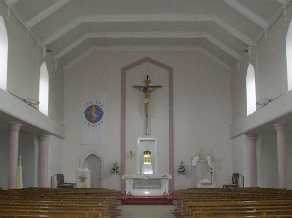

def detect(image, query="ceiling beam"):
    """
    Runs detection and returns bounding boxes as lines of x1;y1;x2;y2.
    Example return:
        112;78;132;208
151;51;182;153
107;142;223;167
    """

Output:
63;46;232;70
224;0;269;29
44;14;256;46
26;0;71;28
5;0;19;6
63;47;96;69
55;32;241;60
277;0;290;5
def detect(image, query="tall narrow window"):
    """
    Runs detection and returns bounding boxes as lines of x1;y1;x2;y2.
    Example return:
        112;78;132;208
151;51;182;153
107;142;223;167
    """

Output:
0;16;8;90
39;62;49;115
286;21;292;91
246;64;256;116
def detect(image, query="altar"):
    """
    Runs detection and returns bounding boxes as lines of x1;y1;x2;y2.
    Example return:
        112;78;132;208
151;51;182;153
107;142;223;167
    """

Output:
122;136;172;196
122;174;172;196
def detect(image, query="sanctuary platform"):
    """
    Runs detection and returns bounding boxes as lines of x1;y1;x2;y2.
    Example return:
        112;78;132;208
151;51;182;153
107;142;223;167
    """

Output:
121;194;174;205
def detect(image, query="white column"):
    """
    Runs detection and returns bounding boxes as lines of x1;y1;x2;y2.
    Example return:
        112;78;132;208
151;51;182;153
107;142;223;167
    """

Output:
38;134;50;188
33;133;39;187
274;122;287;188
246;133;258;187
8;122;21;189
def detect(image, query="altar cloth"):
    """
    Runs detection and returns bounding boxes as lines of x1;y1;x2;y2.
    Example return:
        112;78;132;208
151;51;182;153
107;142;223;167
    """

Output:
122;174;172;196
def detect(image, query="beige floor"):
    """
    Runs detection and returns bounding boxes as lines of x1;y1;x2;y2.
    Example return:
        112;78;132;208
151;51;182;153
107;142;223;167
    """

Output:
121;205;175;218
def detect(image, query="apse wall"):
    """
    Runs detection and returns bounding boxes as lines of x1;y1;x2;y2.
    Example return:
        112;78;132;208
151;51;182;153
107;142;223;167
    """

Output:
62;48;232;190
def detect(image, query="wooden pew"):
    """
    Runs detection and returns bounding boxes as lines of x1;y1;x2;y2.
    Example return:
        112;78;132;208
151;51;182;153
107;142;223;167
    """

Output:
0;188;121;218
174;188;292;218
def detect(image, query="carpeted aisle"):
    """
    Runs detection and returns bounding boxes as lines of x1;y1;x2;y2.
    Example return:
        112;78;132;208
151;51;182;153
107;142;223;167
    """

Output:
121;205;175;218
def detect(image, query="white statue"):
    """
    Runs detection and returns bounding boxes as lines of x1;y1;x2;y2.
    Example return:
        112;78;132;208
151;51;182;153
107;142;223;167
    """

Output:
77;168;91;188
192;154;215;188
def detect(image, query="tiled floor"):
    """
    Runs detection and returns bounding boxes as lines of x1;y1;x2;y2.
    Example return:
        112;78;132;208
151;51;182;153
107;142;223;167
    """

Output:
121;205;175;218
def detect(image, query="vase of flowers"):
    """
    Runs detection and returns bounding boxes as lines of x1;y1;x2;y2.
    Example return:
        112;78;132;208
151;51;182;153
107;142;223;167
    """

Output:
78;175;87;188
177;161;186;175
111;162;120;175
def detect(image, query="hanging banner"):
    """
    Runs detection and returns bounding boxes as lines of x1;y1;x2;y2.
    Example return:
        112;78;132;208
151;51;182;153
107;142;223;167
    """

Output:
81;97;105;145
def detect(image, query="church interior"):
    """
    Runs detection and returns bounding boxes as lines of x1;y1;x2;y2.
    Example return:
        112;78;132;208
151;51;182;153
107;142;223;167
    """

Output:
1;0;292;217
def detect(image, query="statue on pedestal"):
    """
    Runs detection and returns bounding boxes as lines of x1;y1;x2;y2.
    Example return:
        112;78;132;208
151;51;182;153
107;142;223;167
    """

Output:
192;154;216;188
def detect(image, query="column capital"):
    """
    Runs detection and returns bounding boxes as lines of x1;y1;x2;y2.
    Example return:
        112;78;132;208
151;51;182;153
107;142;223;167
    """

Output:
39;133;51;140
274;122;287;131
9;122;22;132
246;133;258;140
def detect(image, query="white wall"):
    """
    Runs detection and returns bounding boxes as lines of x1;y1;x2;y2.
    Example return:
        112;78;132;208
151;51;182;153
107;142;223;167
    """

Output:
257;132;278;188
231;135;247;184
19;132;36;188
0;130;8;187
63;48;232;190
286;124;292;189
231;11;291;127
0;2;64;126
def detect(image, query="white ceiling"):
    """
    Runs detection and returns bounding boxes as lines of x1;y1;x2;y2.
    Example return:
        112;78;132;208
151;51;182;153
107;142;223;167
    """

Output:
4;0;288;67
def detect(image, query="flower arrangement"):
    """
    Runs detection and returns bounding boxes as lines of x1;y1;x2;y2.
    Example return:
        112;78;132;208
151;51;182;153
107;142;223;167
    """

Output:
177;161;186;175
78;175;87;183
111;162;120;175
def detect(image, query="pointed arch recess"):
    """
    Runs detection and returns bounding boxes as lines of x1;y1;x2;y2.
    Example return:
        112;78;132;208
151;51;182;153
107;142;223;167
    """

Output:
121;57;174;192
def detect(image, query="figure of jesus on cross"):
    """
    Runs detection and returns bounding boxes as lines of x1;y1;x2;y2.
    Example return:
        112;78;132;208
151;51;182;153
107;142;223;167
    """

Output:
133;75;162;136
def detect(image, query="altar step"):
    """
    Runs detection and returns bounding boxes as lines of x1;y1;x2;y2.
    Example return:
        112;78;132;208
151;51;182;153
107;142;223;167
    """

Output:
121;195;174;205
121;205;175;218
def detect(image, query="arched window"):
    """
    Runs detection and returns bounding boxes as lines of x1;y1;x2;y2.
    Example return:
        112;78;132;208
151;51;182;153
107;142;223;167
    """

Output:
286;21;292;91
39;62;49;115
246;64;256;116
0;16;8;90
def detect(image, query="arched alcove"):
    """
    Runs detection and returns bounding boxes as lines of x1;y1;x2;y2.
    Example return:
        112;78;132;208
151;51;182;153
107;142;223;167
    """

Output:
82;153;102;188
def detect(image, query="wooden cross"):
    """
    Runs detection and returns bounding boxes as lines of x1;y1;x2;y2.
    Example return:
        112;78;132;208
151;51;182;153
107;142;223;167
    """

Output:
133;75;162;136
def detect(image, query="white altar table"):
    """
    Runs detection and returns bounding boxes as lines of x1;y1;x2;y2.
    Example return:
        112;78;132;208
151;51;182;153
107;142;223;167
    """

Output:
122;174;172;196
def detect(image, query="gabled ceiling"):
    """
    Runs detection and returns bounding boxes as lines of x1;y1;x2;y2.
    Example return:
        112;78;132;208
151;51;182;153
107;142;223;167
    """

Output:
4;0;290;68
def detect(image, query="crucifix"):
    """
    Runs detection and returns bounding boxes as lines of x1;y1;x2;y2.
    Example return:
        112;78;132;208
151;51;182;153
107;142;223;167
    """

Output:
133;75;162;136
